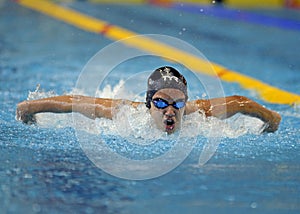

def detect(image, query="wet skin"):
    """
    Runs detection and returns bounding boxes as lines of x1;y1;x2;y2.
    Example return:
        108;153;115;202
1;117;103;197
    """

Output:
149;88;186;134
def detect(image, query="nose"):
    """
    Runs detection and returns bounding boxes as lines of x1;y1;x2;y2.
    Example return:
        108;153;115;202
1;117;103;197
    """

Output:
164;106;176;117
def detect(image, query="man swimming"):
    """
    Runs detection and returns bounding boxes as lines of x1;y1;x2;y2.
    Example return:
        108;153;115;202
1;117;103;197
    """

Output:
16;66;281;134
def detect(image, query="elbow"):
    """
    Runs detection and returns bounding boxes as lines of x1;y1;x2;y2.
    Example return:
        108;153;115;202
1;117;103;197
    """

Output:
231;95;251;103
231;95;253;111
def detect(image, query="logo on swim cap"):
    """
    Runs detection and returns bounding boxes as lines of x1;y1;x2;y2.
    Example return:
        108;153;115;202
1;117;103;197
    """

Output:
159;67;180;82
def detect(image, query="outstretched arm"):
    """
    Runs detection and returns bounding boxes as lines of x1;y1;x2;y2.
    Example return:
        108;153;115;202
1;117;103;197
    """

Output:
16;95;142;124
186;95;281;133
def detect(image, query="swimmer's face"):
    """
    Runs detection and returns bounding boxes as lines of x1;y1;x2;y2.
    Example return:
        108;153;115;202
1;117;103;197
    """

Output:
149;88;186;134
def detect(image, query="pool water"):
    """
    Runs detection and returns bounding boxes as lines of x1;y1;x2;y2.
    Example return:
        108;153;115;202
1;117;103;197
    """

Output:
1;0;300;213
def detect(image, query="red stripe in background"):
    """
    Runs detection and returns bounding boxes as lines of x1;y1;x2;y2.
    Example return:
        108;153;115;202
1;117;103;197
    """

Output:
99;24;113;35
217;69;229;78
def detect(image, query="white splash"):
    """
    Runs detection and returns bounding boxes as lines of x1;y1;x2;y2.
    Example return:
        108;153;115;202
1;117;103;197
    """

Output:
27;84;57;100
28;81;265;138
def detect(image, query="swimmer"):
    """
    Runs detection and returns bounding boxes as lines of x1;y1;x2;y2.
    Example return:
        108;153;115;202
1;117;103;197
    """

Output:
16;66;281;133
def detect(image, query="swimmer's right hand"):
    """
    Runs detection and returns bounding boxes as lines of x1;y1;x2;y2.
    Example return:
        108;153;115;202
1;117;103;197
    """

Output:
16;101;36;124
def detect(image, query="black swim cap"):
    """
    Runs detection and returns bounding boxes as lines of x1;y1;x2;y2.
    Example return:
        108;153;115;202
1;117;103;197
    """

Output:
146;66;188;108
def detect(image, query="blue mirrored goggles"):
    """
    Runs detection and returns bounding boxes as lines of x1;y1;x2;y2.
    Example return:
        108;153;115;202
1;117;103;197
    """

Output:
152;98;186;109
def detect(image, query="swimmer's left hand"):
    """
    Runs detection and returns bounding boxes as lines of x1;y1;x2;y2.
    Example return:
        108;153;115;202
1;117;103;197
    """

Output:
262;111;281;133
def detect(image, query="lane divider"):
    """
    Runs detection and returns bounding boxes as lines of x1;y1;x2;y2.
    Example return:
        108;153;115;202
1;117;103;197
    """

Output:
171;3;300;32
16;0;300;105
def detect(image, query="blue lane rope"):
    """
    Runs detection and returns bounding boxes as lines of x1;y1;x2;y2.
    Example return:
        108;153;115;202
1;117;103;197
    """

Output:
172;3;300;31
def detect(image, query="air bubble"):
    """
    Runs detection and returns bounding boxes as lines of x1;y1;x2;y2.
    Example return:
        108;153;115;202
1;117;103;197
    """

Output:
250;202;258;209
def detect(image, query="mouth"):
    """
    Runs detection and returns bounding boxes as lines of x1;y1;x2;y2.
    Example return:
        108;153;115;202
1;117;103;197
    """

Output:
164;118;175;132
